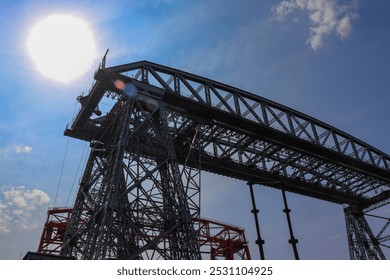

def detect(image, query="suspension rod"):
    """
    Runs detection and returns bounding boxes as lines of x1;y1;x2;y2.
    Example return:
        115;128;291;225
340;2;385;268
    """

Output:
281;186;300;260
247;182;265;260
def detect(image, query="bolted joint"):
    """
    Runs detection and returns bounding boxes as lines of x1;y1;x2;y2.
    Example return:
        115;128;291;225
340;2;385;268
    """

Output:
344;205;364;217
255;239;265;245
288;238;299;245
371;238;380;246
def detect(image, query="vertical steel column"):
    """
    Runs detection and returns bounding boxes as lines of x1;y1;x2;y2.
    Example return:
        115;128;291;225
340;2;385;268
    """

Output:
281;186;300;260
344;206;386;260
60;95;201;260
247;182;265;260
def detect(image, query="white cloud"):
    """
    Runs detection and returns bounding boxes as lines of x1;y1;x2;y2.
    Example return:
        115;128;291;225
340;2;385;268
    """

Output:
337;15;353;39
15;145;32;154
0;145;33;156
272;0;359;50
0;186;50;235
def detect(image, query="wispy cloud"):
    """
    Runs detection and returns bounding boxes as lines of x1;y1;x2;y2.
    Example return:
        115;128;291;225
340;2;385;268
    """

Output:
272;0;359;50
0;145;32;156
0;186;50;235
328;234;343;240
15;146;33;154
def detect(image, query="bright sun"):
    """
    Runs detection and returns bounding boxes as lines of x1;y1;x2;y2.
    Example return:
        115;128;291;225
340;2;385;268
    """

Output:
28;14;96;83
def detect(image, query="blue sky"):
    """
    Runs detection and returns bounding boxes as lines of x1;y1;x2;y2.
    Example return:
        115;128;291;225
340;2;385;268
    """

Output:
1;0;390;260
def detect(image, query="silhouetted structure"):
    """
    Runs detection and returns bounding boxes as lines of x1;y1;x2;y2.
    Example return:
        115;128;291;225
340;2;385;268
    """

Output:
54;60;389;259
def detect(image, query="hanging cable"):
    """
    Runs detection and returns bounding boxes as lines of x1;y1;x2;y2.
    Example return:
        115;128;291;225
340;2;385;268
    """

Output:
181;124;201;172
53;97;82;207
65;141;88;206
180;124;203;232
53;136;70;207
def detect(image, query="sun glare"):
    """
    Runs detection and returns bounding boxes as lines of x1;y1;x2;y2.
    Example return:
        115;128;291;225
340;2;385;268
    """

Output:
28;14;96;83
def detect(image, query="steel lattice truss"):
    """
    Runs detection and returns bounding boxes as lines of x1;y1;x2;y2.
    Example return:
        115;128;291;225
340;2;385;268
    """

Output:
38;208;72;255
62;96;201;259
196;217;251;260
38;208;251;260
64;60;390;259
344;207;389;260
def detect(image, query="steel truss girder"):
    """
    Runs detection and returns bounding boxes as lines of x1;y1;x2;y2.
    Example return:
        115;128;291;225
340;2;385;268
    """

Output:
61;96;201;259
104;61;390;174
65;60;390;209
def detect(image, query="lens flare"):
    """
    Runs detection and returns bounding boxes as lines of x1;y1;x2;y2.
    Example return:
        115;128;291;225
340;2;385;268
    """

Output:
114;80;126;91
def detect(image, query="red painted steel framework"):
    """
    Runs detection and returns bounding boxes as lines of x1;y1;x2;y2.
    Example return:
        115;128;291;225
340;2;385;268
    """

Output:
38;208;72;255
38;208;251;260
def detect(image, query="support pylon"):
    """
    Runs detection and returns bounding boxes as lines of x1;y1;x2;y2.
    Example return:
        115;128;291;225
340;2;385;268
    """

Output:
60;94;201;259
344;206;386;260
